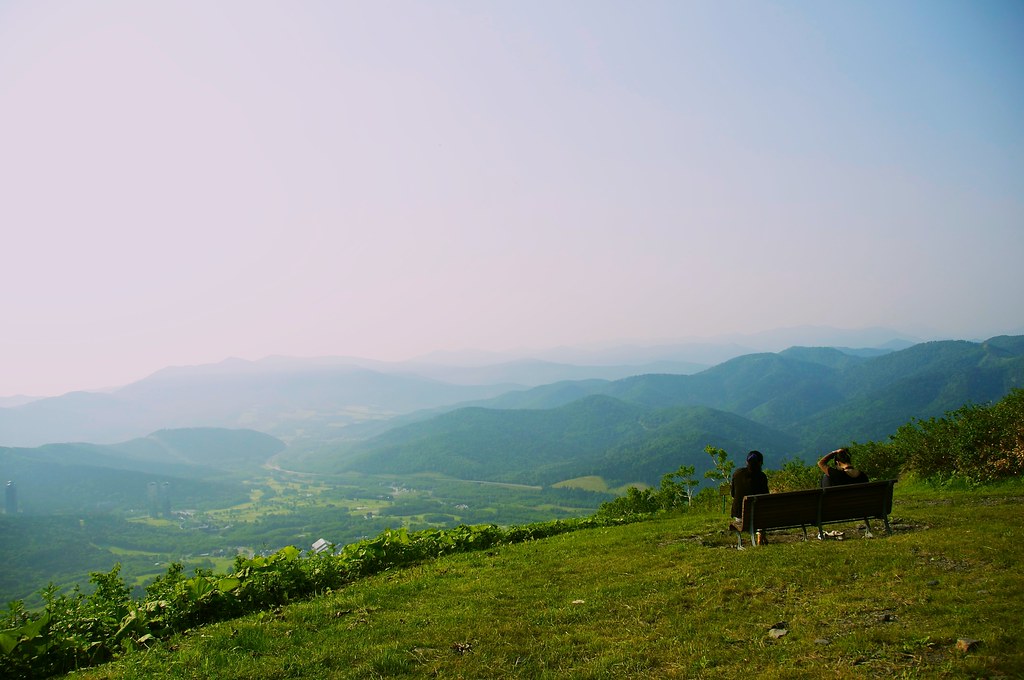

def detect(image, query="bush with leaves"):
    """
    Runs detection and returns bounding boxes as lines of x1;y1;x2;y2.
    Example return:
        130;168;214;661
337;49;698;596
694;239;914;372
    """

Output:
0;565;134;679
766;459;821;492
598;463;702;518
852;388;1024;484
597;486;661;518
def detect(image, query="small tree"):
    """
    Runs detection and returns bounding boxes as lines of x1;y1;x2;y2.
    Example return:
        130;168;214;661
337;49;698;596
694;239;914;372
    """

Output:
660;464;700;509
703;445;735;513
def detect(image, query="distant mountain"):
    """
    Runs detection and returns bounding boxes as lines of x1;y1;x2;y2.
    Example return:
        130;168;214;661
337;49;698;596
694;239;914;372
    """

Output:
308;336;1024;486
0;359;523;447
711;325;921;353
0;428;281;514
464;351;854;421
389;358;708;386
465;337;1023;432
0;354;713;448
0;395;40;408
106;427;286;473
476;325;920;365
793;337;1024;451
0;327;924;447
3;332;1015;483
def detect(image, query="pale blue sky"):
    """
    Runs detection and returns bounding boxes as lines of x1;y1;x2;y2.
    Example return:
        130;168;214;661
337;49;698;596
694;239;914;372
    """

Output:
2;1;1022;396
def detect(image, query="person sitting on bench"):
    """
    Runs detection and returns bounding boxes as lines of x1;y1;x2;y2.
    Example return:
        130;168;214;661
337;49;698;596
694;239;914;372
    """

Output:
731;450;769;520
818;447;869;487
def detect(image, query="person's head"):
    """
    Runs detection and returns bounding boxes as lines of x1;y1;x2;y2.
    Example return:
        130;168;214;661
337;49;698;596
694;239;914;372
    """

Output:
834;448;851;466
746;450;764;471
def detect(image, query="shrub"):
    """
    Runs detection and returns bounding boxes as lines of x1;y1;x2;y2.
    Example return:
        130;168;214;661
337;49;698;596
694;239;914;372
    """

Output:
597;486;660;518
854;388;1024;484
766;459;820;492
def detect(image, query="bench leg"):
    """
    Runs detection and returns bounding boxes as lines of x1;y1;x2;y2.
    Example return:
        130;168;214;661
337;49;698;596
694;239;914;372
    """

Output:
883;515;892;535
863;518;874;539
800;525;808;541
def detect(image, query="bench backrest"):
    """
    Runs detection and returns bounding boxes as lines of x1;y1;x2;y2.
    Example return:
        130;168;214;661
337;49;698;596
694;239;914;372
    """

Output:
739;488;822;531
819;479;895;523
737;479;896;532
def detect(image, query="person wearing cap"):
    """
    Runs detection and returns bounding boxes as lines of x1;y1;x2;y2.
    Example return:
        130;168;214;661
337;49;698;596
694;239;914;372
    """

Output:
730;450;769;520
817;447;869;487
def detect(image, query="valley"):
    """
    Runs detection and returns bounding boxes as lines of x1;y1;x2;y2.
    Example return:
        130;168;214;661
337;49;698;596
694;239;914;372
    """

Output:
0;464;612;609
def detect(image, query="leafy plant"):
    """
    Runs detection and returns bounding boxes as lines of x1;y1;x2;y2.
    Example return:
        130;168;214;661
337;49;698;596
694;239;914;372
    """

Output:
0;515;630;678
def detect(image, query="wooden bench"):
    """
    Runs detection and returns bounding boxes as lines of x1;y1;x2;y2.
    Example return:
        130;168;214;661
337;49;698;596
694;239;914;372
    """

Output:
729;479;896;548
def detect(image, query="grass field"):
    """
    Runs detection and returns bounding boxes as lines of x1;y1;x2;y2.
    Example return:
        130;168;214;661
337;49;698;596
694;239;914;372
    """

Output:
67;481;1023;679
553;475;647;495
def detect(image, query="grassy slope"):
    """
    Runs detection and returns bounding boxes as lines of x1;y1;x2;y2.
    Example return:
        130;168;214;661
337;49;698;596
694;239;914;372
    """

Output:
70;484;1023;679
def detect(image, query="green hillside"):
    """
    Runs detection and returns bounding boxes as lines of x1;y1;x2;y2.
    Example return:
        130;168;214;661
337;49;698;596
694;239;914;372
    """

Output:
65;484;1024;680
340;396;648;484
593;406;798;485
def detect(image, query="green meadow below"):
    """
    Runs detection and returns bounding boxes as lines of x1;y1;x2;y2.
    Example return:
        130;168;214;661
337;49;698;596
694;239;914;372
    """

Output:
69;482;1023;679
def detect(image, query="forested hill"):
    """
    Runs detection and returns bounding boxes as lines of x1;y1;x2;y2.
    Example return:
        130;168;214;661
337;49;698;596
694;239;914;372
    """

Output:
478;337;1023;418
338;396;798;486
0;428;283;514
319;336;1024;486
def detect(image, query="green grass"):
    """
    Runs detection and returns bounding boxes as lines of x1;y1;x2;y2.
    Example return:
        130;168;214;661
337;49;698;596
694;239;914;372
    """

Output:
553;475;611;492
68;484;1023;679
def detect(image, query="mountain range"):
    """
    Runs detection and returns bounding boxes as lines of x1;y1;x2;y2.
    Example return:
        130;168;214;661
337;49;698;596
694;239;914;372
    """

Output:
2;333;1022;493
303;336;1024;486
0;326;928;448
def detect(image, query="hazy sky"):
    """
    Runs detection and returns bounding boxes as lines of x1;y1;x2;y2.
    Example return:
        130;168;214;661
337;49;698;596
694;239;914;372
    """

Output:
2;1;1022;396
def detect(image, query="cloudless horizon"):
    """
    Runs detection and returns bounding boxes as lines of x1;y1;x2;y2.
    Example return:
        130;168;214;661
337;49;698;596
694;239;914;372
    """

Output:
2;1;1023;397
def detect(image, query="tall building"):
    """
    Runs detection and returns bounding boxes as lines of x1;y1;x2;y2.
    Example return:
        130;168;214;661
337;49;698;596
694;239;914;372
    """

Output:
5;481;17;515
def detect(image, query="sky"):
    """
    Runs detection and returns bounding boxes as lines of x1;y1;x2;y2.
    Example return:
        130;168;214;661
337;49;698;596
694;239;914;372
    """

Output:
2;1;1023;397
